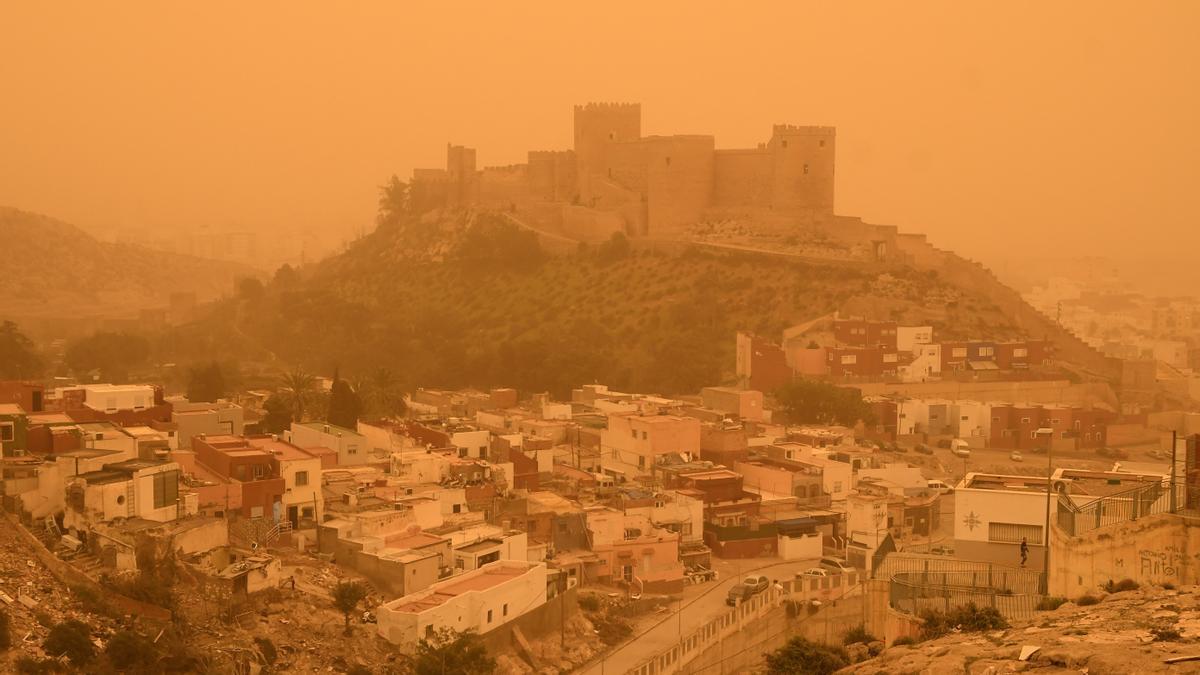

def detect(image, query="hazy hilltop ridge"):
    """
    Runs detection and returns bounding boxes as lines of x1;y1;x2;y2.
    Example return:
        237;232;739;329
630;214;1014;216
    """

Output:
171;209;1025;395
0;207;253;318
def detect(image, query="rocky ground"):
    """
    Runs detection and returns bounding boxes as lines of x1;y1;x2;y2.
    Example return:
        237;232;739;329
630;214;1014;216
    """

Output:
843;586;1200;674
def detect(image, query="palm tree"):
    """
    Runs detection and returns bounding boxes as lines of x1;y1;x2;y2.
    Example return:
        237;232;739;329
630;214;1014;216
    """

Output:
278;368;318;422
362;367;407;418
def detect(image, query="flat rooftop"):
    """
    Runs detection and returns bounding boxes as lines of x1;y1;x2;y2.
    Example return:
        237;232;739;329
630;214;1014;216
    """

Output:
388;562;534;613
0;403;27;415
962;473;1051;493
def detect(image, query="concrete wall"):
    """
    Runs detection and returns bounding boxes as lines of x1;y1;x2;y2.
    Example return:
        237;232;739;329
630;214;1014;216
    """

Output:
856;379;1118;409
1050;513;1200;598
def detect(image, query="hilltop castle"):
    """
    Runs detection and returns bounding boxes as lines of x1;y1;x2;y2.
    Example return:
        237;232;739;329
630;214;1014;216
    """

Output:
409;103;836;239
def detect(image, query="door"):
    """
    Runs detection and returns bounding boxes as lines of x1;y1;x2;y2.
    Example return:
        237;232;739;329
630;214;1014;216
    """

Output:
287;505;299;529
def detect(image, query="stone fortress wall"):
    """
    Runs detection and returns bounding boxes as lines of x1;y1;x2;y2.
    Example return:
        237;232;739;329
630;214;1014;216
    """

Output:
409;102;835;239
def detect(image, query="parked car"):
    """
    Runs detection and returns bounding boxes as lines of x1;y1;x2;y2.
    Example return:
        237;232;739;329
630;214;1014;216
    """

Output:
926;479;953;494
801;567;830;577
915;444;933;455
1010;451;1024;462
726;583;753;606
818;557;854;574
743;575;771;594
950;439;971;458
930;545;955;556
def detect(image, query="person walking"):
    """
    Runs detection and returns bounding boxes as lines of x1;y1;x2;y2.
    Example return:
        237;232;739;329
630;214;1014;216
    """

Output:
1019;537;1029;568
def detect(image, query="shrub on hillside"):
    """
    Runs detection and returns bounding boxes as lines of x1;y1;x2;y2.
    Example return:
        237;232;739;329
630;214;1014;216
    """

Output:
1104;579;1139;593
43;619;95;666
764;637;849;675
1076;594;1101;606
891;635;917;647
105;630;157;671
842;625;877;645
577;594;601;612
919;603;1008;640
1036;597;1067;611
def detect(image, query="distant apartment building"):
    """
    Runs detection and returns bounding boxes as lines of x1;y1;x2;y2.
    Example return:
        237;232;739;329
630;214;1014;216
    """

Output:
288;422;370;466
989;404;1115;450
172;400;245;449
700;386;764;422
833;318;898;350
600;414;701;473
585;506;684;592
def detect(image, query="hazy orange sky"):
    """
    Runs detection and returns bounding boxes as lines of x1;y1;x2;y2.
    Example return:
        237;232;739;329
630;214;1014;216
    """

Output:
2;2;1197;268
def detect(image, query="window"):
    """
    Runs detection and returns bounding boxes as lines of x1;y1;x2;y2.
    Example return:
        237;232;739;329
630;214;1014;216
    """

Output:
641;431;648;440
832;481;843;493
781;139;788;149
295;471;309;486
952;348;968;358
0;423;13;442
819;139;825;148
1020;417;1031;424
992;417;1000;423
503;603;509;617
301;506;314;519
252;464;265;479
961;416;969;421
452;504;462;514
153;470;179;509
803;163;810;175
1013;348;1028;358
977;347;994;357
988;522;1043;545
347;445;358;455
665;156;671;166
840;355;857;365
1030;431;1038;439
631;430;637;439
883;353;898;363
1050;419;1061;425
487;610;493;623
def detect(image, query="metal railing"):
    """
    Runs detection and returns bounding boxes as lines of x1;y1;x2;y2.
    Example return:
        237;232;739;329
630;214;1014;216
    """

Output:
889;572;1042;623
1056;478;1187;537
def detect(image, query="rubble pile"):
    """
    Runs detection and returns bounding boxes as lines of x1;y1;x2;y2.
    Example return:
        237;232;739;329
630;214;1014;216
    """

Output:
844;585;1200;674
0;515;124;670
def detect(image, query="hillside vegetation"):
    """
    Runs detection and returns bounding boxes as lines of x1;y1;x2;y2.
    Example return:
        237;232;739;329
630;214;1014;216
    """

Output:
0;207;253;319
162;209;1022;396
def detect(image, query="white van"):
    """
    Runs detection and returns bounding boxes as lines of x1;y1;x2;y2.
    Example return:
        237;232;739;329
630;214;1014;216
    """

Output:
927;479;953;494
950;439;971;458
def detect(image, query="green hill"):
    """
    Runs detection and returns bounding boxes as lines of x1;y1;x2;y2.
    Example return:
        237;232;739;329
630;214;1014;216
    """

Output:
164;210;1026;396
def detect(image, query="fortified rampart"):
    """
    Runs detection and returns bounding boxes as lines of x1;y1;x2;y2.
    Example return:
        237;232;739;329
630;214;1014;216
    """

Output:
409;102;835;237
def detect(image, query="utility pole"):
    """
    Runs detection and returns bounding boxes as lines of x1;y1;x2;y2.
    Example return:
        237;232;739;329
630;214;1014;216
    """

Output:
1041;430;1053;595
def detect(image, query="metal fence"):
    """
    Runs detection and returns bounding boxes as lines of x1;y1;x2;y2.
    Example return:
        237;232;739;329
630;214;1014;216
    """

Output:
874;553;1043;594
889;573;1042;623
1057;478;1187;537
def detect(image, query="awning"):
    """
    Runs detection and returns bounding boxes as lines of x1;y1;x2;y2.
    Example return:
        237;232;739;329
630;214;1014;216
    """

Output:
968;360;1000;371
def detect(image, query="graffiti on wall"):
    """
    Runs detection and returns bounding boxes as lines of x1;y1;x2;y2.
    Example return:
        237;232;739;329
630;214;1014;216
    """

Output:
1139;547;1185;578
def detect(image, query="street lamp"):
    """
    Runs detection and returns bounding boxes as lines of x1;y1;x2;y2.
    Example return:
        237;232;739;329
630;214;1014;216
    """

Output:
1037;428;1054;593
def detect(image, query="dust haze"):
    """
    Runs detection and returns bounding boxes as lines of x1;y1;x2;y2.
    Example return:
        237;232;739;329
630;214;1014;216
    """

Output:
2;2;1197;285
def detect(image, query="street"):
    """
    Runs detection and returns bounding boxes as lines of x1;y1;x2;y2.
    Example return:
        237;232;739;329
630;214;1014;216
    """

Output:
575;556;821;675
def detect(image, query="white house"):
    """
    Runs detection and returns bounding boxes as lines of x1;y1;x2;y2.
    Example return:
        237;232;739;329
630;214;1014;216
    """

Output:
288;422;370;466
376;561;548;650
64;458;186;533
896;326;934;353
898;344;942;383
953;473;1051;568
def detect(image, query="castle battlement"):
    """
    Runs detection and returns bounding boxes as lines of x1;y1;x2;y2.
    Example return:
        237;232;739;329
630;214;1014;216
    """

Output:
574;102;641;113
772;124;836;135
409;102;836;235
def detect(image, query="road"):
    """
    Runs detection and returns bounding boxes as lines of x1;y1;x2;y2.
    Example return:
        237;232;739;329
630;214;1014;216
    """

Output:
575;556;820;675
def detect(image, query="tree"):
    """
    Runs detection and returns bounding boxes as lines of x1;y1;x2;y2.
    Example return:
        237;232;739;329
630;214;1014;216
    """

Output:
260;394;293;434
278;368;319;422
0;607;10;651
764;636;848;675
186;362;226;402
360;367;407;418
43;619;94;666
0;321;43;379
105;630;157;672
413;628;496;675
237;277;266;302
64;332;150;382
332;581;368;636
377;174;410;228
327;370;363;429
774;379;875;426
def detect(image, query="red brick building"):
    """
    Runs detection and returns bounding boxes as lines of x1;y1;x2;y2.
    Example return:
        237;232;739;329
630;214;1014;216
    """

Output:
833;319;898;350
